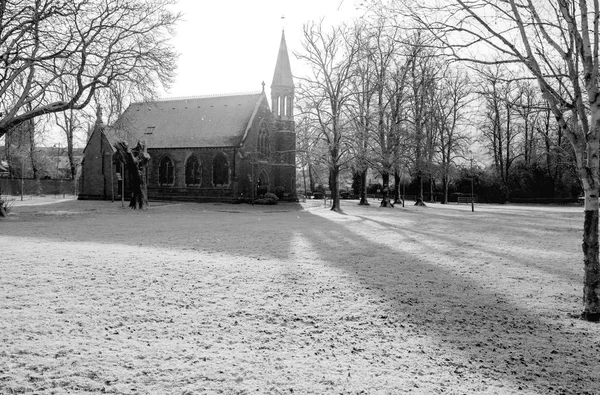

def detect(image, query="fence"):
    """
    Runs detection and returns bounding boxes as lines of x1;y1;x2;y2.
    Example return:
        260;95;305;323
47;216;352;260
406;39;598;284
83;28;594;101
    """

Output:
0;177;77;197
457;196;478;204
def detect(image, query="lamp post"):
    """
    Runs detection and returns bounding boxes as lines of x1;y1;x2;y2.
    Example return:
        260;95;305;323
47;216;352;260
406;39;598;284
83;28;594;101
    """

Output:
469;151;474;212
54;142;60;198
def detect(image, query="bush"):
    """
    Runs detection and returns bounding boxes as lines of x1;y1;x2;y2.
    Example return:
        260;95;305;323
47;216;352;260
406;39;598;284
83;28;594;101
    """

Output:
0;195;13;217
274;186;285;199
254;192;279;205
264;192;279;201
254;198;278;205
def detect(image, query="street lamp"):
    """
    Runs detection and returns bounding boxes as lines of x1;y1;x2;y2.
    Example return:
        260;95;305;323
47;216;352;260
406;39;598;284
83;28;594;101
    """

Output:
469;150;474;212
54;142;60;198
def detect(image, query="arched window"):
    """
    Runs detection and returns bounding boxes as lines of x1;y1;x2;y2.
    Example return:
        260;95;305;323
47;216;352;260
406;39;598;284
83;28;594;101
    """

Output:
212;153;229;186
158;155;174;186
283;96;288;116
257;123;269;159
185;155;201;186
287;95;293;117
277;96;282;116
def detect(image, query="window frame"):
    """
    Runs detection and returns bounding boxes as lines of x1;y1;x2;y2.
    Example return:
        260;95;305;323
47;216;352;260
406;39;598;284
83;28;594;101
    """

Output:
184;154;202;186
212;152;230;187
158;155;175;186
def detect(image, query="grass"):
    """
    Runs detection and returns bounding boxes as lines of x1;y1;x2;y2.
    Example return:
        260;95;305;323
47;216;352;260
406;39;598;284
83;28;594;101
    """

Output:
0;199;598;394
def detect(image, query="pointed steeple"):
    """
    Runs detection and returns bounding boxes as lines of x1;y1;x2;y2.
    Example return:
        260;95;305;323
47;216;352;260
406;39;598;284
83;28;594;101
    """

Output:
271;30;295;125
271;30;294;89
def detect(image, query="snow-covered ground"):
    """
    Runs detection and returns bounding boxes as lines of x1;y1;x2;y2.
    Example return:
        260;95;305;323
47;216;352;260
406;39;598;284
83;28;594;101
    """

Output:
0;198;598;394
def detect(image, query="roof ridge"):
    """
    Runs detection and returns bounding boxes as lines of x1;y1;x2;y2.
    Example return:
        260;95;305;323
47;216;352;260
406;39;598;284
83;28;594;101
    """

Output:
156;91;262;102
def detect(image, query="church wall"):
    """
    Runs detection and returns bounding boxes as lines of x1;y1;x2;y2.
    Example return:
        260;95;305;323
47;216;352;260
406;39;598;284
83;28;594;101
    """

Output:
234;105;297;200
146;147;237;202
235;101;275;199
78;128;119;200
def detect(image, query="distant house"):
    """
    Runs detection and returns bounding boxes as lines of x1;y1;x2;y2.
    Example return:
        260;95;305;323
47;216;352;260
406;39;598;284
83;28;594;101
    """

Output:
79;31;296;203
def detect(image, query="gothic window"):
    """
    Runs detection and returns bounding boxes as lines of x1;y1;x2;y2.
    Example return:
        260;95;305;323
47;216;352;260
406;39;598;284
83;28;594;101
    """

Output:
158;155;174;186
185;155;201;186
257;123;269;159
283;96;288;116
277;96;282;116
212;153;229;186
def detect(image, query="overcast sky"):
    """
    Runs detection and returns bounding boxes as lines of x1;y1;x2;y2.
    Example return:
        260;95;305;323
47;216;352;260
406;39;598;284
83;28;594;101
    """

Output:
164;0;364;98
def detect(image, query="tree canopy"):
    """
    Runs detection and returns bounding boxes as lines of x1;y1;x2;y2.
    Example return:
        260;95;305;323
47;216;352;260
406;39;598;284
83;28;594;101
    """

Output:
0;0;180;139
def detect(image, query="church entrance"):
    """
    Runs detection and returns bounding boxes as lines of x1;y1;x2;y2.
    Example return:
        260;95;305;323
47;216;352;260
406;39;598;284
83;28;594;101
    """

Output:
257;170;269;196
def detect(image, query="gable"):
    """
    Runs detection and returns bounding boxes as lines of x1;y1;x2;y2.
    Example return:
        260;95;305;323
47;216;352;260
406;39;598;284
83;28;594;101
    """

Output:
114;93;266;149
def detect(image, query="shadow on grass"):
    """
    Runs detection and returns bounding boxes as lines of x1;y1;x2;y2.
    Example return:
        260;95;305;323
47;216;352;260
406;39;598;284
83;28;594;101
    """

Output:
3;200;598;393
296;209;597;394
353;213;582;284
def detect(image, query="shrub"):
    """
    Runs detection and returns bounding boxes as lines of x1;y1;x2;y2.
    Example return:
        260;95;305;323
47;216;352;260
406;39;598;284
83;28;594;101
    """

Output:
264;192;279;201
274;186;285;199
0;195;13;217
254;198;278;205
254;192;279;205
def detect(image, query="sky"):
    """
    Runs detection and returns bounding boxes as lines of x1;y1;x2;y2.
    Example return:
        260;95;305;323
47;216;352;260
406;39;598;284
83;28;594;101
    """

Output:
163;0;365;99
2;0;365;148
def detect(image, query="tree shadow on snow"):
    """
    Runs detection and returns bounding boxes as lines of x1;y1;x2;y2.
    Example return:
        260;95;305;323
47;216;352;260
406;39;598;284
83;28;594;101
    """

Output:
294;209;598;394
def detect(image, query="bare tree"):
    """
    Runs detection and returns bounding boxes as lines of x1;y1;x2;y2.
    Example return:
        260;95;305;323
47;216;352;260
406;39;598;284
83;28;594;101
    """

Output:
386;0;600;320
0;0;180;139
406;32;439;206
54;108;88;180
433;68;473;204
366;20;409;207
348;22;376;206
296;21;361;212
477;67;522;202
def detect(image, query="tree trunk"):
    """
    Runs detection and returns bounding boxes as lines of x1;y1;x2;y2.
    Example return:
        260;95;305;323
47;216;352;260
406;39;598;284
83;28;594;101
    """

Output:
441;173;449;204
114;141;150;210
415;172;426;206
380;172;394;207
308;162;315;193
582;204;600;321
358;169;369;206
429;175;435;203
330;166;341;211
580;133;600;320
393;171;401;204
68;139;76;180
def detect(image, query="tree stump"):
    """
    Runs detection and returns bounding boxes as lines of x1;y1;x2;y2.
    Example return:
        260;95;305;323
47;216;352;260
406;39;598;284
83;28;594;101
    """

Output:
114;141;150;210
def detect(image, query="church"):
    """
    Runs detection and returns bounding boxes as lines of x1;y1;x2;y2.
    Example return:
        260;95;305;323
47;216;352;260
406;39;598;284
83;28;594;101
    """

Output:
78;32;296;203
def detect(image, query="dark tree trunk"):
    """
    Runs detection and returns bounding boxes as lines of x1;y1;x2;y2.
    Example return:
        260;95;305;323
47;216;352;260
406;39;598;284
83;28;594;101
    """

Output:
393;171;401;204
583;207;600;321
429;175;435;203
380;172;394;207
415;172;426;206
441;174;449;204
114;141;150;209
329;166;341;212
358;169;369;206
308;162;315;193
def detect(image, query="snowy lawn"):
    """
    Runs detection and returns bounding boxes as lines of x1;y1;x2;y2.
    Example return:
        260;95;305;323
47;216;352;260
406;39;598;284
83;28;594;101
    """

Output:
0;198;599;394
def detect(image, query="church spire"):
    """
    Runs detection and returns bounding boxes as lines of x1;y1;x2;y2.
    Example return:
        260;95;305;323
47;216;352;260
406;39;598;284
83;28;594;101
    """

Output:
271;30;294;89
271;30;294;124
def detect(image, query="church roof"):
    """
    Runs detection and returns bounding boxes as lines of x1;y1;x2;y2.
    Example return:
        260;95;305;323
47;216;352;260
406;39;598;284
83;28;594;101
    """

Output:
271;31;294;88
114;93;266;149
